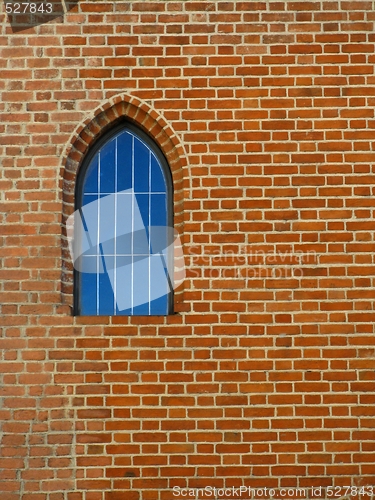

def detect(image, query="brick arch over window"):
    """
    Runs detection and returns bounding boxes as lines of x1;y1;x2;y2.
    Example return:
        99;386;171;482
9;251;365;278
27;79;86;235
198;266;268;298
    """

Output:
60;95;187;313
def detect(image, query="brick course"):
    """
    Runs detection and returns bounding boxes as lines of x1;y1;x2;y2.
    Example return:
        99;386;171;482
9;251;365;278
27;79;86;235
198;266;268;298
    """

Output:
1;0;375;499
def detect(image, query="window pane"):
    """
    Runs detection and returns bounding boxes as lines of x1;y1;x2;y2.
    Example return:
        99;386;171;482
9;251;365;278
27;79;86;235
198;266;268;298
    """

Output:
80;265;97;315
132;255;151;315
83;155;99;194
98;260;115;315
76;125;172;316
117;132;133;192
135;193;150;247
81;195;99;249
150;294;169;315
115;191;137;255
98;193;116;256
150;194;167;227
113;256;132;313
149;254;169;315
151;154;166;192
99;138;116;193
133;136;149;193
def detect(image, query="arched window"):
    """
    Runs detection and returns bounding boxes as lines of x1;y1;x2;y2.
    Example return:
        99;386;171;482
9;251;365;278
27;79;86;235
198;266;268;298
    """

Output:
73;122;173;316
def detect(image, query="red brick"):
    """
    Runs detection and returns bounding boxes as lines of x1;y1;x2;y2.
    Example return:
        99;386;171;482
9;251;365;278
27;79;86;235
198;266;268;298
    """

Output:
2;0;375;497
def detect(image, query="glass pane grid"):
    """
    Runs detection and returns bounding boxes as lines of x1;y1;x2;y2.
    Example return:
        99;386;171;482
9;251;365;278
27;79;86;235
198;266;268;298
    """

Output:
79;128;171;316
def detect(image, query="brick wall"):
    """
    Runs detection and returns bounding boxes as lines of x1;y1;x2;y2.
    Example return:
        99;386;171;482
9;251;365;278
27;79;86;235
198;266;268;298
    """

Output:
1;1;375;499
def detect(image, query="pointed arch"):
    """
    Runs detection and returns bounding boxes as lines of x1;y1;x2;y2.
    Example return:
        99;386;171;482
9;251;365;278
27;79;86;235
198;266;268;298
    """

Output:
60;95;187;314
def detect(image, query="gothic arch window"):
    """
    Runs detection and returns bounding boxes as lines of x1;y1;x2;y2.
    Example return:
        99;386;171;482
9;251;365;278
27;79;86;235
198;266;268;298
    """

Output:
73;122;174;316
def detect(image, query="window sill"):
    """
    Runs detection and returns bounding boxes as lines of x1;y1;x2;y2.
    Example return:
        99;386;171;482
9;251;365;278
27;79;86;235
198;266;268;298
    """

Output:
74;313;183;326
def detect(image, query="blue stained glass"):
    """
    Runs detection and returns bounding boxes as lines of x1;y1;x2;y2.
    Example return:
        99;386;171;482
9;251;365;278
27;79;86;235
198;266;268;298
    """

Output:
150;294;168;315
77;125;172;316
115;256;132;314
133;194;149;255
99;139;116;193
117;132;133;191
149;254;169;315
132;256;151;316
150;194;167;227
83;155;99;194
98;258;115;315
151;154;166;192
98;193;116;256
80;264;97;315
134;137;149;193
135;193;149;229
